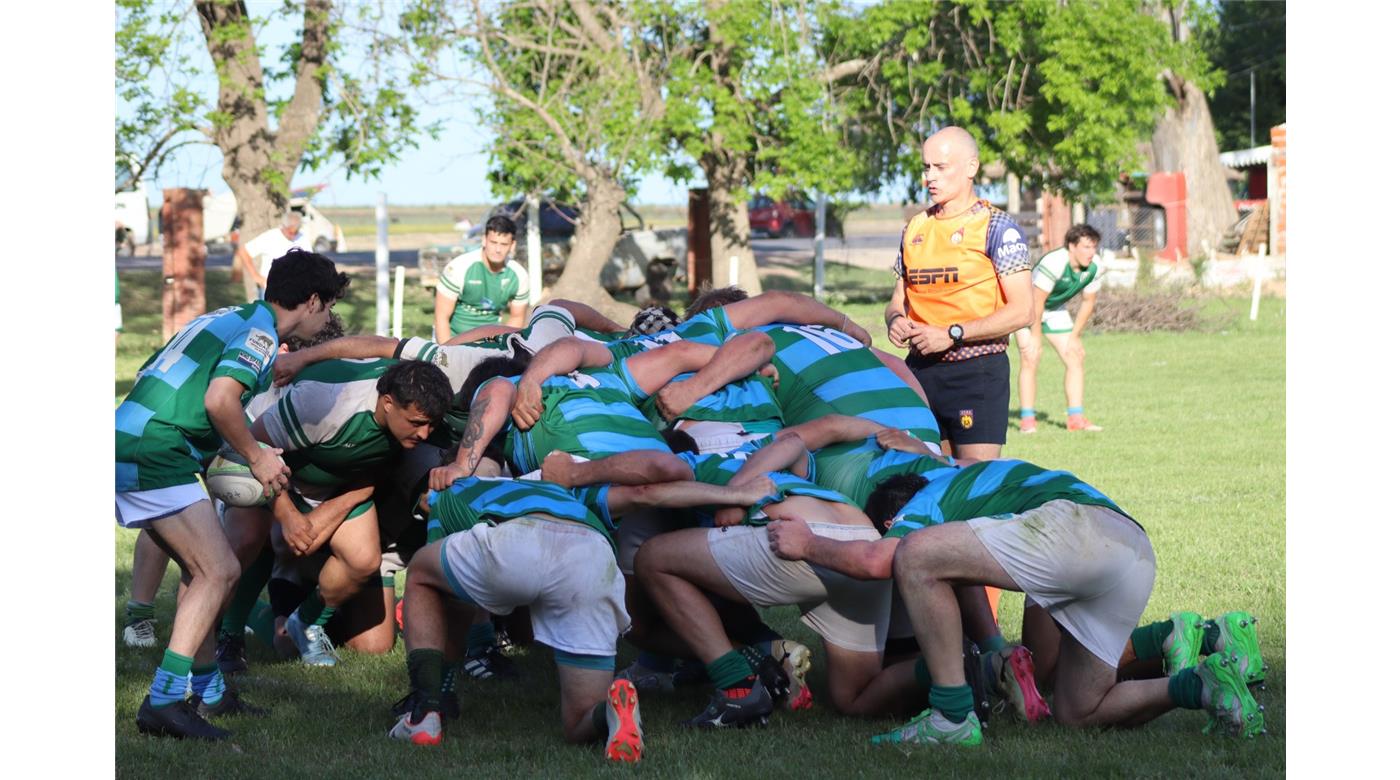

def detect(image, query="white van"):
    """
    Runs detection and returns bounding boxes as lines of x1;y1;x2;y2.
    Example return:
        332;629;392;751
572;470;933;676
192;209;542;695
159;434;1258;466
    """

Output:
115;158;151;254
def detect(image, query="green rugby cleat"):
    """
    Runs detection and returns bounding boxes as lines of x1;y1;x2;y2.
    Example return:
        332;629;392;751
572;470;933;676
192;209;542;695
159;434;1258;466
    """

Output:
1197;651;1266;738
1163;611;1206;674
871;708;982;747
1212;611;1267;686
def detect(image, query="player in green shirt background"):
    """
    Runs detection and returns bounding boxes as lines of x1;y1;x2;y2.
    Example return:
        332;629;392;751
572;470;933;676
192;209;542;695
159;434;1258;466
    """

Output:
1015;224;1106;433
434;215;529;341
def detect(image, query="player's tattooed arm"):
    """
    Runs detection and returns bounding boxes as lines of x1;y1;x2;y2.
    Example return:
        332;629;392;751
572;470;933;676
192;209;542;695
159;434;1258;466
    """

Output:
430;378;513;490
767;520;898;580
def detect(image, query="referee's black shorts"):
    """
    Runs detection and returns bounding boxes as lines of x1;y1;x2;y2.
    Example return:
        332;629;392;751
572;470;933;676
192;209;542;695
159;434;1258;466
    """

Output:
905;351;1010;447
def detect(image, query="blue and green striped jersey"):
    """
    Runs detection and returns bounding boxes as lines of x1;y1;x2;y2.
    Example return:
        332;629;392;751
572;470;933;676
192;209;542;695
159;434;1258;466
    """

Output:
754;323;940;443
884;459;1136;539
678;436;853;525
426;477;615;549
812;437;952;509
117;302;279;491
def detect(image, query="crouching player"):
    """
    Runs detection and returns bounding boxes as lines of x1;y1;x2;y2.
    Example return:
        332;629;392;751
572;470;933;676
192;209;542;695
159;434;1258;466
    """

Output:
390;473;775;760
769;461;1266;746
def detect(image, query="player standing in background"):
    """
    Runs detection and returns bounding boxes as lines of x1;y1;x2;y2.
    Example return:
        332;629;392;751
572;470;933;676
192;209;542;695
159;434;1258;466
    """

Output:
1015;224;1106;434
434;215;529;342
116;250;346;740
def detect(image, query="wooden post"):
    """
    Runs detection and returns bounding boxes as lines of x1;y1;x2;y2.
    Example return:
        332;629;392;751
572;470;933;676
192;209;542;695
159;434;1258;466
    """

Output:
687;188;713;299
161;188;206;340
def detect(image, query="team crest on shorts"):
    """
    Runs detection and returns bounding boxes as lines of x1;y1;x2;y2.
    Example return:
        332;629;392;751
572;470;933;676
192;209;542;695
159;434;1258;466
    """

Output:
959;409;974;429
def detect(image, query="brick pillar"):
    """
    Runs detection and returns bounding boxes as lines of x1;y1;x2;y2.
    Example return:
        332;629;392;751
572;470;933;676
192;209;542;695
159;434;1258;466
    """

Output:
1269;124;1286;256
161;188;207;340
687;188;713;299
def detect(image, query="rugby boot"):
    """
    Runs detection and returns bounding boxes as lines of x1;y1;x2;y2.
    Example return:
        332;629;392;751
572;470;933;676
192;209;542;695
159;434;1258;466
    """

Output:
1197;651;1266;738
987;645;1051;723
215;630;249;674
1211;611;1267;686
197;684;269;719
136;696;231;741
769;640;813;711
388;708;444;746
741;645;792;707
615;659;676;693
1066;415;1103;432
461;648;520;681
285;611;339;667
603;679;644;763
682;679;774;729
123;618;158;648
871;708;982;747
963;639;993;726
1163;611;1206;674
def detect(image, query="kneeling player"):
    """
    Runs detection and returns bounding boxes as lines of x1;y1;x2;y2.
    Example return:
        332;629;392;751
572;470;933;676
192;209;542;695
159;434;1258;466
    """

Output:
390;474;773;759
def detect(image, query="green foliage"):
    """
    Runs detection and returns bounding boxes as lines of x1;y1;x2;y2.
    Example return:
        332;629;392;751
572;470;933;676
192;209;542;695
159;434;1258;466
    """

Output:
115;0;434;199
661;1;859;200
114;0;207;185
823;0;1202;202
1196;0;1285;150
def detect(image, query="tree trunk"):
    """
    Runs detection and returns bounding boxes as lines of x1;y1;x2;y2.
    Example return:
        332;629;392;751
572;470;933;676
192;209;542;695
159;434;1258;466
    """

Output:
1150;75;1237;255
195;0;329;240
549;176;637;324
701;151;763;294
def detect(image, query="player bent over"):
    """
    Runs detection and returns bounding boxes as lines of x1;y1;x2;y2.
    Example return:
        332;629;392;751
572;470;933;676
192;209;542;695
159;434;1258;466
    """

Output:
773;461;1265;746
389;474;773;760
228;359;453;667
115;249;346;739
636;476;921;729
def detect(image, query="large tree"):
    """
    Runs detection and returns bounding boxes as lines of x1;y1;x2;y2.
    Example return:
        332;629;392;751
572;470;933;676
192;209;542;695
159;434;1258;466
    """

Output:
661;0;860;294
1197;0;1285;152
822;0;1183;204
1148;1;1235;254
117;1;433;240
397;0;673;321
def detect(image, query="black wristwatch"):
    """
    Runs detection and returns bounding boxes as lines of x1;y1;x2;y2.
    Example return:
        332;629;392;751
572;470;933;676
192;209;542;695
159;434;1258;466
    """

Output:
947;323;965;346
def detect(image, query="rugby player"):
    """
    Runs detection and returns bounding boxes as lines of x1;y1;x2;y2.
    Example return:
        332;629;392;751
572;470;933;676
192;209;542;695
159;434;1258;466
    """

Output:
116;249;346;739
225;359;452;668
769;462;1266;745
389;473;776;758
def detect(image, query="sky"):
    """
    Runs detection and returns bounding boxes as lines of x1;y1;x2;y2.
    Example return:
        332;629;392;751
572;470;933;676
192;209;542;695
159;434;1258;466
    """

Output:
132;2;703;208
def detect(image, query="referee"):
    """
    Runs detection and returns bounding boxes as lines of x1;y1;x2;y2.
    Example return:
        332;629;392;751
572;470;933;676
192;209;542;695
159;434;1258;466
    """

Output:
885;127;1033;461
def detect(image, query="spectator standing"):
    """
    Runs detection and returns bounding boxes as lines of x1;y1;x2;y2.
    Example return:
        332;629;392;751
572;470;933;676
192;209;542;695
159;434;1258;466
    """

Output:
236;210;314;301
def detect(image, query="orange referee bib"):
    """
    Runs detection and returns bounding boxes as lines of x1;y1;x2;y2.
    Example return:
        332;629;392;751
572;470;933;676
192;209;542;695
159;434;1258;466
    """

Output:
900;201;1005;327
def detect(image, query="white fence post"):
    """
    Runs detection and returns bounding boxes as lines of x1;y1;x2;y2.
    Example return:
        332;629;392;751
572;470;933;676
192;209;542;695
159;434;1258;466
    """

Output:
375;193;390;336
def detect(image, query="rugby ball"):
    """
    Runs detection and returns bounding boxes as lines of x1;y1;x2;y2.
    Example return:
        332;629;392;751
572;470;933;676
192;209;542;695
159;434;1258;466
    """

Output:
206;448;269;507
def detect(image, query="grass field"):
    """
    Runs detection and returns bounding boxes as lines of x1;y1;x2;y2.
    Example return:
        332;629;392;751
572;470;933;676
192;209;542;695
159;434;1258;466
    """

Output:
115;270;1285;776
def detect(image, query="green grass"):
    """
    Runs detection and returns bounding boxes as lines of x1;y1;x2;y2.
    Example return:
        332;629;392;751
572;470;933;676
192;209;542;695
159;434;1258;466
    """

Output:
115;272;1284;776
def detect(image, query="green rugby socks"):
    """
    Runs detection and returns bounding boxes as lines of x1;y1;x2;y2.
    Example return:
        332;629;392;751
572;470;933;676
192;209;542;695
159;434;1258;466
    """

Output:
928;684;974;723
149;649;194;708
221;546;274;637
408;649;446;712
125;600;155;625
1168;667;1204;709
705;650;756;690
296;592;336;627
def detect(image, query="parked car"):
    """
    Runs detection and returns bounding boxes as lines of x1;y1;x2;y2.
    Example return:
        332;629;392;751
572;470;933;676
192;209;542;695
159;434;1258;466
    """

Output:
115;157;151;255
202;186;345;254
418;199;688;302
748;194;843;239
